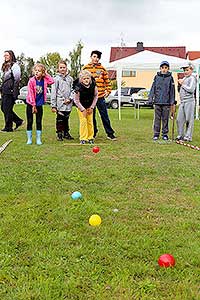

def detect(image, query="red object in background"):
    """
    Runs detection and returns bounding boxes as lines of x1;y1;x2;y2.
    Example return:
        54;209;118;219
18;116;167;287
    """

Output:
158;254;175;267
92;146;100;153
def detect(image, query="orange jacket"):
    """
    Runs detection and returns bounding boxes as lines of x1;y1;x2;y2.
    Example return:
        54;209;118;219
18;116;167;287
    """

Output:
83;63;111;98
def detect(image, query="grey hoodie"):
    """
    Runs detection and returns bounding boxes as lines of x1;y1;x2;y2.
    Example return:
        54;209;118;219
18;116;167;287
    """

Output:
51;73;73;111
179;74;197;103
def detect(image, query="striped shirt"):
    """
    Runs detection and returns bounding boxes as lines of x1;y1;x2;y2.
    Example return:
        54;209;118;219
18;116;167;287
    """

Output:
83;63;111;98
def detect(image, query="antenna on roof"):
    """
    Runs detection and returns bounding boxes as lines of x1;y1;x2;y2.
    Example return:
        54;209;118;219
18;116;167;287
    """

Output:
120;32;126;47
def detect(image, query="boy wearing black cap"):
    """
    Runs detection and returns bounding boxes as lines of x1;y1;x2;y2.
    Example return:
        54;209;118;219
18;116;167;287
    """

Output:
176;63;196;142
148;61;175;141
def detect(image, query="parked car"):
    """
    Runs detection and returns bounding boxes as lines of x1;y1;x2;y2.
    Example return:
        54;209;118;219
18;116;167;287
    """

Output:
105;87;145;109
18;86;52;104
131;89;153;108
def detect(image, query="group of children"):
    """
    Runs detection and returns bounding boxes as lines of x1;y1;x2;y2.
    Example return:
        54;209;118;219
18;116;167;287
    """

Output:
148;60;197;142
24;61;100;145
1;49;197;144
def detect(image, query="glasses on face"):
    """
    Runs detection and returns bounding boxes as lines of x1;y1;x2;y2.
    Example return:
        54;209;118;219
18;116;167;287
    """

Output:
161;66;169;69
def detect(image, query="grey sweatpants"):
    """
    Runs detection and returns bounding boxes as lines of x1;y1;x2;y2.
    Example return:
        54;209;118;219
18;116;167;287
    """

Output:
153;105;170;137
176;101;195;139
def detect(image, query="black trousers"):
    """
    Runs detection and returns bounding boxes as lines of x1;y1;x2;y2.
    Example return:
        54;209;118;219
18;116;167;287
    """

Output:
93;97;115;136
1;94;23;130
56;111;71;134
26;104;43;131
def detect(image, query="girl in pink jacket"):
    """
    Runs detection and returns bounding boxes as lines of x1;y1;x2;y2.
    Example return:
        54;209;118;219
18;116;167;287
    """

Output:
26;63;54;145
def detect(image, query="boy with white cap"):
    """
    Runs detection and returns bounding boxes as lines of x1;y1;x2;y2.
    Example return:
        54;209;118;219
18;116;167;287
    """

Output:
176;63;197;142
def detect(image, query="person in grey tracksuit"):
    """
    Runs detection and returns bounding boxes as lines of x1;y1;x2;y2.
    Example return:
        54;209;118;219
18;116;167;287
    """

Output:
176;63;197;142
148;61;175;141
51;60;74;141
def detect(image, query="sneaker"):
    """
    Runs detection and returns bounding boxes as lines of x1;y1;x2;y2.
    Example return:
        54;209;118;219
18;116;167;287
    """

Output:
183;136;192;142
176;135;183;141
162;135;168;141
57;133;63;141
88;139;94;144
153;136;159;141
80;140;87;144
14;120;24;131
107;134;117;140
63;133;74;140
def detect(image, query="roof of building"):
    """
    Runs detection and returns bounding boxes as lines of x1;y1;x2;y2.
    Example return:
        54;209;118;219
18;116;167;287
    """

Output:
110;43;186;62
187;51;200;60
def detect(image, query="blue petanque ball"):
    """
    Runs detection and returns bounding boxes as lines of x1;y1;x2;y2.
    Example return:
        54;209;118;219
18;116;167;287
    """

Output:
71;191;82;200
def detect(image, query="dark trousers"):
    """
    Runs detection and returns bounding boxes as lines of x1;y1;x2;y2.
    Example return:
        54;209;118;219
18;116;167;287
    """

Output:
93;97;114;136
153;105;170;136
56;111;71;134
1;94;23;130
26;104;43;131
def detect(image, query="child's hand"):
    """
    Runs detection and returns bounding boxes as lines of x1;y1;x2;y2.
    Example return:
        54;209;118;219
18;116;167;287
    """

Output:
82;109;87;117
32;106;37;114
87;108;93;115
51;108;57;113
64;99;71;104
178;79;184;85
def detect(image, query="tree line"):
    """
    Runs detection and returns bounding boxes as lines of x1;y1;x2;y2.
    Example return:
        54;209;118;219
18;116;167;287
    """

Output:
16;40;83;88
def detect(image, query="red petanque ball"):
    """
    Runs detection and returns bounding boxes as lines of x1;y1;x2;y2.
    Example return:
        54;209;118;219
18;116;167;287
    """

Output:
158;254;175;268
92;146;100;153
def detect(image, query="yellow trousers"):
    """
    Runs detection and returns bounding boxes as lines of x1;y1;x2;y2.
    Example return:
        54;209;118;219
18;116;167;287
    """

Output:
77;109;94;141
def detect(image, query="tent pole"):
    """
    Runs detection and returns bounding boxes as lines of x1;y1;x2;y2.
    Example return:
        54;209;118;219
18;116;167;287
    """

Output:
195;65;199;120
117;67;122;120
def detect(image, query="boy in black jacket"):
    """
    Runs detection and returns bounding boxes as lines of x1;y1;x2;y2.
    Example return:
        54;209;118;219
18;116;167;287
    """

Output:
148;61;175;141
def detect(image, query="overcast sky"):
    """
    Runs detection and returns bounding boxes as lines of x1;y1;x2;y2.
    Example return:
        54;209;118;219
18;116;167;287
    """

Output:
1;0;200;66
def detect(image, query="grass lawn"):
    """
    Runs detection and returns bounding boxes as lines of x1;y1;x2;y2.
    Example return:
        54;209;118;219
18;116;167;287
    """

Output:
0;105;200;300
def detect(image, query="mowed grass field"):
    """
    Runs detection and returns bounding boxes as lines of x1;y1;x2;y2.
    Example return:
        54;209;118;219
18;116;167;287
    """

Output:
0;105;200;300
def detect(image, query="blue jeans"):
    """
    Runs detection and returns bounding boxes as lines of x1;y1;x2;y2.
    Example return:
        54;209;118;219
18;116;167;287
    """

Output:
93;97;115;136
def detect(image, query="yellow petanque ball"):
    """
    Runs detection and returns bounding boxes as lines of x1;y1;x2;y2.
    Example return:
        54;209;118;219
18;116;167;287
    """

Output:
89;214;102;226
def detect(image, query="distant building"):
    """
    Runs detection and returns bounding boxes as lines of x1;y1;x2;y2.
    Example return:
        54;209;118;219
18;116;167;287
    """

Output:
108;42;187;94
186;51;200;60
110;42;186;62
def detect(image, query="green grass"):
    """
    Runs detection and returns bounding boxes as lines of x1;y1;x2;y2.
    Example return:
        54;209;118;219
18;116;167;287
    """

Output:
0;105;200;300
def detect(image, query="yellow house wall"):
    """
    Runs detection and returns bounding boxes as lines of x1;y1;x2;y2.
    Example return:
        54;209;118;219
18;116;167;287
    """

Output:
123;71;179;103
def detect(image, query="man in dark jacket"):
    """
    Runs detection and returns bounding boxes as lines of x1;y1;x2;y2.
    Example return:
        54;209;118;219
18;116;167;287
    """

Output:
148;61;175;141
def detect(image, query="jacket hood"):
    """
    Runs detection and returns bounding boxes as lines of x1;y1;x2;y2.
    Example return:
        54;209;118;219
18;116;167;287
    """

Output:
157;71;172;77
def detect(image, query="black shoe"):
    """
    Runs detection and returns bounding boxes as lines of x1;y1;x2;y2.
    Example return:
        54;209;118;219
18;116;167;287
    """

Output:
63;133;74;140
14;120;24;130
88;139;94;144
162;135;168;141
107;133;117;140
1;128;13;132
80;140;87;145
57;133;63;141
176;136;183;141
153;136;159;141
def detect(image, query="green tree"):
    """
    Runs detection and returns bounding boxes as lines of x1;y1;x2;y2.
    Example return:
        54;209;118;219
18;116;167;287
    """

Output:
39;52;64;76
17;53;35;88
69;40;84;79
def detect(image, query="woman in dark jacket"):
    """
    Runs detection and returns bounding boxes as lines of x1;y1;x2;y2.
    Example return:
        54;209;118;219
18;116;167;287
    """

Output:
1;50;24;132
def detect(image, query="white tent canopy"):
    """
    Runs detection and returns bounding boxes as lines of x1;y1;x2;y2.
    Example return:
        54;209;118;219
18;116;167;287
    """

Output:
107;50;198;119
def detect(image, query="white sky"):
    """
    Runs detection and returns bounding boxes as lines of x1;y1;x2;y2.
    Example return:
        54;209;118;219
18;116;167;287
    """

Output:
1;0;200;66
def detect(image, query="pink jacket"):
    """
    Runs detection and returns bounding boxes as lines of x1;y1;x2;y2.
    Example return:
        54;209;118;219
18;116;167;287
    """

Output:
26;74;54;106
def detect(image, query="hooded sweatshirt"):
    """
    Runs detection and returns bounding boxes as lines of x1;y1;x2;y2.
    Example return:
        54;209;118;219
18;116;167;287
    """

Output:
1;62;21;99
179;74;197;103
148;71;175;105
51;73;73;111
